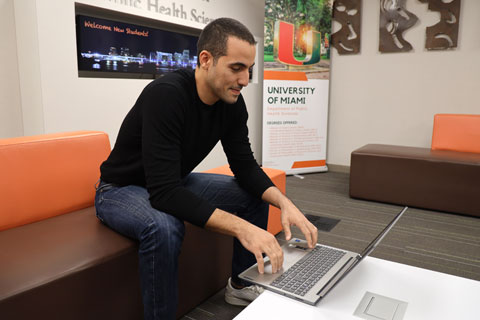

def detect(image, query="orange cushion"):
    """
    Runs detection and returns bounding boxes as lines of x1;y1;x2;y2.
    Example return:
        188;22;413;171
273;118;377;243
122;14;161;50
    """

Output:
431;114;480;153
203;165;286;235
0;131;111;231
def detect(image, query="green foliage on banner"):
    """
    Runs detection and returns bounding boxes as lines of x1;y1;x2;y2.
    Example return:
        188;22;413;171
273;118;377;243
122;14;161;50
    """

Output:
264;0;332;58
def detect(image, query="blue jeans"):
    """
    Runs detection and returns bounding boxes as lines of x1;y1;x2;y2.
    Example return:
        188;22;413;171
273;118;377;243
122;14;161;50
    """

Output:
95;173;269;320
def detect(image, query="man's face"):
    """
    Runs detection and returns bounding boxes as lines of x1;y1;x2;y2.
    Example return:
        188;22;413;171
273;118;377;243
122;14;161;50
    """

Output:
205;36;256;104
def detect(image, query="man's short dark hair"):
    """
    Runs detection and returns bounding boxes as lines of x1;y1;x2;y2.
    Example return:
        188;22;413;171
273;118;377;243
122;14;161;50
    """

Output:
197;18;256;64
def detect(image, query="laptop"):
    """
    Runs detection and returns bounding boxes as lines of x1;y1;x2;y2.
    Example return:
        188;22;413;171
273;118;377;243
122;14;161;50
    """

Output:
239;206;408;305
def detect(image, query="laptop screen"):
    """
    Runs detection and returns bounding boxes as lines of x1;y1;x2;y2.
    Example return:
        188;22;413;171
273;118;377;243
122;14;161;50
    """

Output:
359;206;408;259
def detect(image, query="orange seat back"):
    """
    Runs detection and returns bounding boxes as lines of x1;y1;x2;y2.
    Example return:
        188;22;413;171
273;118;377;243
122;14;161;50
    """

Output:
0;131;111;231
431;114;480;153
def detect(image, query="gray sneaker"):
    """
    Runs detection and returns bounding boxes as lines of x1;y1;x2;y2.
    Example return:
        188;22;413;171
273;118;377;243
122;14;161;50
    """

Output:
224;278;264;306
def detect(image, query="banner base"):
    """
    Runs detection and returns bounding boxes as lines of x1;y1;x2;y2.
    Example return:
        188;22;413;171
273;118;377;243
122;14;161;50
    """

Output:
285;165;328;176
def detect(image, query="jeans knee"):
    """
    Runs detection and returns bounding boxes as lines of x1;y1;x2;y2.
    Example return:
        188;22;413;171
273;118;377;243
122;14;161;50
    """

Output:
140;215;185;255
259;199;269;213
258;200;270;226
249;197;269;216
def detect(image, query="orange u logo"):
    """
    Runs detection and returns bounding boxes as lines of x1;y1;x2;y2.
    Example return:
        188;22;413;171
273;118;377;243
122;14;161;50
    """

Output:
274;21;322;66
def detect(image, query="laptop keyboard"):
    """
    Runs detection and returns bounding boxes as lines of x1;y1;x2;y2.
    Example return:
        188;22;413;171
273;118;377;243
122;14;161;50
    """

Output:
271;246;346;296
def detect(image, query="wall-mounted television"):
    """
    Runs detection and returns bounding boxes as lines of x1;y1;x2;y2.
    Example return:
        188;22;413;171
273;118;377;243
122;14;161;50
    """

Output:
76;14;199;79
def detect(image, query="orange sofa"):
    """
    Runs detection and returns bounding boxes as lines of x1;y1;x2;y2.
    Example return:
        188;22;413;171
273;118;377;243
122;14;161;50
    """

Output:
0;131;284;319
350;114;480;217
0;131;145;319
0;131;235;319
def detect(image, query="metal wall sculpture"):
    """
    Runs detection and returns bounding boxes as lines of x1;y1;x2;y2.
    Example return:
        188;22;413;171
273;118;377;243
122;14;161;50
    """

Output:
331;0;362;55
419;0;461;50
379;0;418;53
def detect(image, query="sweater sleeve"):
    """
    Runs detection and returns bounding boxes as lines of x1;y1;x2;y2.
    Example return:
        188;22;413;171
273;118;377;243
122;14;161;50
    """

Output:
141;84;216;227
221;96;275;198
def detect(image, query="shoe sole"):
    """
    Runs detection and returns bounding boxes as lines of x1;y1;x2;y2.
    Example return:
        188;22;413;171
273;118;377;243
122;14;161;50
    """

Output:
224;293;250;307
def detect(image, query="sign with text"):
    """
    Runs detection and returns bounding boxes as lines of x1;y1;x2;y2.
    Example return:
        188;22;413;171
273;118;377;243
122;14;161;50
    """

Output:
100;0;216;24
76;15;198;77
263;0;332;174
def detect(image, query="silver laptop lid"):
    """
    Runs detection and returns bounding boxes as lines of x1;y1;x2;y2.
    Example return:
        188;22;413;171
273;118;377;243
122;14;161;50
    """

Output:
318;206;408;299
359;206;408;259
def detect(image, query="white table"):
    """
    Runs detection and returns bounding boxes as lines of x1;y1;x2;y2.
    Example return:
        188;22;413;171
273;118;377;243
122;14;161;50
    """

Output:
234;257;480;320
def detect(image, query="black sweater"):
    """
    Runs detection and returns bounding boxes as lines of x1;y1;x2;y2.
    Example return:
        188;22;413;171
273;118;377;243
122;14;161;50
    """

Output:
100;69;274;227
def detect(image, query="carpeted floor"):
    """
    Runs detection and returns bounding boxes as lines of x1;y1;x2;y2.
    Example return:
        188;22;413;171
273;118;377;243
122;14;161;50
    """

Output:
284;171;480;281
181;171;480;320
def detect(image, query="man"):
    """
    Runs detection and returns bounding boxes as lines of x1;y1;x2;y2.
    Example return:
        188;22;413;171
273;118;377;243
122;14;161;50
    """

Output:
95;17;317;319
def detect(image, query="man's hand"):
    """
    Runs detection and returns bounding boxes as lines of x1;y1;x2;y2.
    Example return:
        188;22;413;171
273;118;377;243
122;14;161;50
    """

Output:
262;187;318;248
236;223;284;274
280;199;318;247
204;209;284;274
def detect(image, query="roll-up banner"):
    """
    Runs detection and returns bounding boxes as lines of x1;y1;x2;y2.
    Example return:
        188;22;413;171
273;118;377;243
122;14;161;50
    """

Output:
263;0;332;175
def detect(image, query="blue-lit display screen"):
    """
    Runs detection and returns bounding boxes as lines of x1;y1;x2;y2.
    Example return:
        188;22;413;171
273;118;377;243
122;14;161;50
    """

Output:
76;15;198;77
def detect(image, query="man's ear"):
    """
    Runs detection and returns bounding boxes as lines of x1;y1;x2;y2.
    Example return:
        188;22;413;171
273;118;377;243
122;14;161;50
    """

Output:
198;50;213;69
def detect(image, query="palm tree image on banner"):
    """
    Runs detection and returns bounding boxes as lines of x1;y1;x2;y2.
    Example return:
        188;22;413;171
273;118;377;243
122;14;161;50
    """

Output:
263;0;333;174
265;0;332;78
